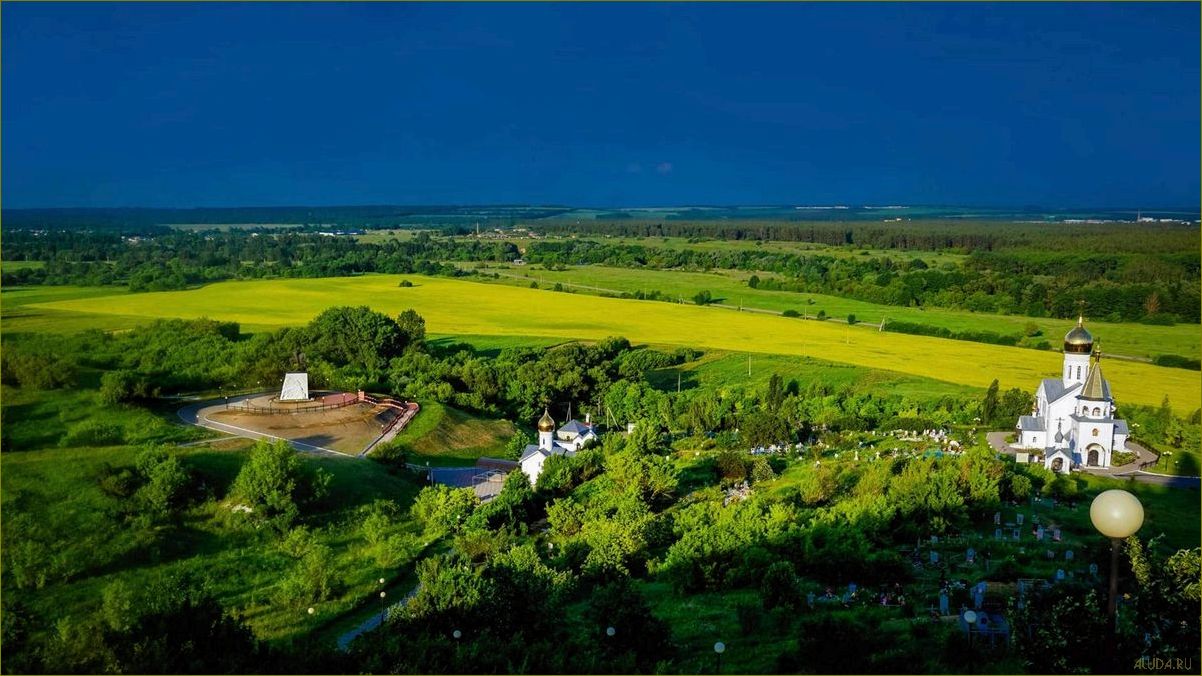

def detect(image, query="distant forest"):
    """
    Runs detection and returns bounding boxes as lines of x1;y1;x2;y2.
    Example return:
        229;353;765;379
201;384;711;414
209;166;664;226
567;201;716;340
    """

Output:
2;212;1198;324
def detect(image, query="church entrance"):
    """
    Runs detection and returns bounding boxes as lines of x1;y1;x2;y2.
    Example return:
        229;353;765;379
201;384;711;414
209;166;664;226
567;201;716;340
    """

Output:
1051;457;1064;472
1087;446;1101;467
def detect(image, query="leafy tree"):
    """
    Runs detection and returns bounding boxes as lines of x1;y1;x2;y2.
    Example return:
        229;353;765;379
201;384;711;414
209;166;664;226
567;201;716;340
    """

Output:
228;440;325;529
761;561;803;610
981;378;1000;424
411;485;479;535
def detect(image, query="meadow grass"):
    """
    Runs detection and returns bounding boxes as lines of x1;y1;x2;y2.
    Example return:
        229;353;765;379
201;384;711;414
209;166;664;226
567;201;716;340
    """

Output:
30;275;1202;413
388;400;516;466
467;263;1200;361
0;383;427;644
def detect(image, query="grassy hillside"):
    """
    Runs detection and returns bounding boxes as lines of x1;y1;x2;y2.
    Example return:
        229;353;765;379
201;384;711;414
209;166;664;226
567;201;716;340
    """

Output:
30;275;1202;413
1;384;426;645
386;400;516;466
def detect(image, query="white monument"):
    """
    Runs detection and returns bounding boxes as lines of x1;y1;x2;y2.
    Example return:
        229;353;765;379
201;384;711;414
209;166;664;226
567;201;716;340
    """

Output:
279;372;310;401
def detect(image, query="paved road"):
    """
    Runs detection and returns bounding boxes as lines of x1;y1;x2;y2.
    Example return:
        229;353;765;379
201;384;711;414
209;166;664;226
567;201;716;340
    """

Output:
986;431;1199;489
177;393;348;457
336;583;420;652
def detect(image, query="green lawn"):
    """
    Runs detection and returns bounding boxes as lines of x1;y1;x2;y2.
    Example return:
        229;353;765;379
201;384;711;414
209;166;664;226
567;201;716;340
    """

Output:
464;263;1200;361
387;400;516;466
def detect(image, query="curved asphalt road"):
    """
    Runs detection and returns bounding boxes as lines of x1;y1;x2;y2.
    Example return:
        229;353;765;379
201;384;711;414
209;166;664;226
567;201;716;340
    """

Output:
177;392;349;457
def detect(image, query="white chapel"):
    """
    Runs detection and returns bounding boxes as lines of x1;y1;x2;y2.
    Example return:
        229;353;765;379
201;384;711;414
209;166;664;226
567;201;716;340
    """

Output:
519;409;599;485
1014;318;1130;474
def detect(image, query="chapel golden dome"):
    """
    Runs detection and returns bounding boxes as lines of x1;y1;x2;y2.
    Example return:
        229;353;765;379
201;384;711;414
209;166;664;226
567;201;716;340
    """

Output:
1064;316;1094;354
538;409;556;432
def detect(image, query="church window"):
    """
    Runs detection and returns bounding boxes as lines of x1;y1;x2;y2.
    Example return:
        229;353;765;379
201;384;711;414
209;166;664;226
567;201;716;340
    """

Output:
1076;366;1081;379
1092;428;1099;437
1092;407;1101;416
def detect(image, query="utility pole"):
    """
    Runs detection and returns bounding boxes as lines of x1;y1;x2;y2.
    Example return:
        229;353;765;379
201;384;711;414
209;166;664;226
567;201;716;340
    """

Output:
677;371;681;393
747;354;751;377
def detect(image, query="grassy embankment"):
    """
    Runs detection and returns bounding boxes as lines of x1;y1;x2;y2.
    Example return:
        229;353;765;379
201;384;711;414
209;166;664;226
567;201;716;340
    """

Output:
385;400;516;466
26;275;1201;413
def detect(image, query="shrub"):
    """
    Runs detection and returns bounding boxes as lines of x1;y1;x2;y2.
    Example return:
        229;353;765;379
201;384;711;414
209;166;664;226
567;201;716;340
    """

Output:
781;309;800;318
761;561;802;610
847;314;857;325
1152;354;1201;370
61;420;126;447
714;451;747;483
398;279;414;287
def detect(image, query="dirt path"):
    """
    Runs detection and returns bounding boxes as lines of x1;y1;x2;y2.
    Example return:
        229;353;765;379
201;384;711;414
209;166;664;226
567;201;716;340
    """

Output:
177;393;349;457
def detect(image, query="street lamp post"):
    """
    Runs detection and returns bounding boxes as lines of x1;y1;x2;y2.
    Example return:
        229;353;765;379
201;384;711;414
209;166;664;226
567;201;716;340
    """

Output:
1089;489;1144;630
963;610;977;648
713;641;725;674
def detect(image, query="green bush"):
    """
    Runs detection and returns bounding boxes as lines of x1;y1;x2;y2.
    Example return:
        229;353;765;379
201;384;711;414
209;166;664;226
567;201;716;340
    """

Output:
61;420;126;447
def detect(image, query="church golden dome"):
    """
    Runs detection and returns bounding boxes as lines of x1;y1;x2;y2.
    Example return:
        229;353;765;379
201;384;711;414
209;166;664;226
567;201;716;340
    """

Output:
537;409;555;432
1063;316;1093;354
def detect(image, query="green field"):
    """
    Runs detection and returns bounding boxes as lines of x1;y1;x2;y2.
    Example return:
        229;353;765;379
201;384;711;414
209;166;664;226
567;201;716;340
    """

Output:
27;275;1202;413
1;260;46;273
464;263;1200;361
387;400;516;466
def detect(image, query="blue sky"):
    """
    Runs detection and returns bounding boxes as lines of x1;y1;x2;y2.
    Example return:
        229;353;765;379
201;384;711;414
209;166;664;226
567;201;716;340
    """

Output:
2;2;1198;208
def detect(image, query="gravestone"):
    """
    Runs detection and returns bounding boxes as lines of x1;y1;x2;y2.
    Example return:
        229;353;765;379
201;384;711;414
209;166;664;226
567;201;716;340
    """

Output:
1089;563;1099;576
930;551;939;564
931;535;939;545
1017;514;1025;525
1036;526;1044;541
994;528;1003;540
807;591;815;608
1047;550;1055;560
939;591;949;615
848;583;857;594
966;547;976;564
1053;528;1062;542
1065;550;1074;561
994;512;1001;525
1012;528;1021;541
1055;569;1066;581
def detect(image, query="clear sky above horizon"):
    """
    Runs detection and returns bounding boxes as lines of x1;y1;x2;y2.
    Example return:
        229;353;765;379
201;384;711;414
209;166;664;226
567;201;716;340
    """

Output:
2;2;1198;209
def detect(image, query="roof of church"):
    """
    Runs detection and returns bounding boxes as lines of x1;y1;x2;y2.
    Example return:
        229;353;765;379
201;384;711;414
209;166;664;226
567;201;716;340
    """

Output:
1018;415;1045;432
1040;379;1081;403
558;420;593;436
1079;356;1110;401
519;443;576;463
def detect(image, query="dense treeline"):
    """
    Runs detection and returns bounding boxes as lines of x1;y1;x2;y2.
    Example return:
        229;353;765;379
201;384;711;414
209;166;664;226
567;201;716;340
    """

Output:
535;218;1200;255
5;222;1197;322
0;230;517;290
526;239;1200;322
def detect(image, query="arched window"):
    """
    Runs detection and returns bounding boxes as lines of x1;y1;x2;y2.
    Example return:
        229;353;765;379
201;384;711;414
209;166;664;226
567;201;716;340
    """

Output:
1092;407;1101;416
1092;428;1099;437
1076;366;1081;379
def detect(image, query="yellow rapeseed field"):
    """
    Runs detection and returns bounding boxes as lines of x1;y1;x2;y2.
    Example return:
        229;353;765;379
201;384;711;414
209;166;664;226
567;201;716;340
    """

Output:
35;274;1200;412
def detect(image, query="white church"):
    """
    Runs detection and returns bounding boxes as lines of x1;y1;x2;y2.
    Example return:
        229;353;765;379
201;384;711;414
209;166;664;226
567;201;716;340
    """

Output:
1014;318;1130;474
519;409;599;485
